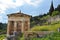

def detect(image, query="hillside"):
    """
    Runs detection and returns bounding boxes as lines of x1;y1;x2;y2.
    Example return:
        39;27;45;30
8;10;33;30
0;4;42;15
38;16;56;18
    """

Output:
31;21;60;31
30;4;60;32
30;4;60;27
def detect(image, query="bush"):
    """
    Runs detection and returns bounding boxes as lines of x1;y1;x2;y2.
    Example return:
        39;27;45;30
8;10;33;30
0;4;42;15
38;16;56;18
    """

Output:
46;32;60;40
52;11;60;16
0;34;6;40
40;28;49;31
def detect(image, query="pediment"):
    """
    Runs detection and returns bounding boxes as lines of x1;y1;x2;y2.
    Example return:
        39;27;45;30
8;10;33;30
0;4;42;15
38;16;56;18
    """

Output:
7;12;31;18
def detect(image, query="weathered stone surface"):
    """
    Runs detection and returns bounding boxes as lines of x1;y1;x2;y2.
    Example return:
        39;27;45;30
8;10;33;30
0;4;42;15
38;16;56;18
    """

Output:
7;12;31;36
24;31;53;38
48;15;60;23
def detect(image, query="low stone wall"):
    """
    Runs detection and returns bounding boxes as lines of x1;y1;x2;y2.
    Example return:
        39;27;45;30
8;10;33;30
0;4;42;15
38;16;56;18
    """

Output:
47;15;60;23
24;31;53;38
6;31;54;40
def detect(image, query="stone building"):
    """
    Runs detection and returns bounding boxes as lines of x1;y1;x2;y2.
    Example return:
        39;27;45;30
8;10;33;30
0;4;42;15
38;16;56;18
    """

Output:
7;11;31;36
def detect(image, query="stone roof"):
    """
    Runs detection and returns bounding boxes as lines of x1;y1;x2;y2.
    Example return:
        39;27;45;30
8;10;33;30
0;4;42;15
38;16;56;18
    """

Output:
7;12;31;17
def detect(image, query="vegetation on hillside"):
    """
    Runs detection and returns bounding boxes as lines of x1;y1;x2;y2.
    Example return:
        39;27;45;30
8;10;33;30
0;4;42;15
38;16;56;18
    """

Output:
52;11;60;16
31;21;60;31
0;34;6;40
0;23;7;30
55;5;60;11
30;4;60;27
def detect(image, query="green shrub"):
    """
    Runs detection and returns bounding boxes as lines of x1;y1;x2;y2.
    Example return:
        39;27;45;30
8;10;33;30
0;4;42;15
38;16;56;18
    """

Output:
0;34;6;40
40;28;49;31
52;11;60;16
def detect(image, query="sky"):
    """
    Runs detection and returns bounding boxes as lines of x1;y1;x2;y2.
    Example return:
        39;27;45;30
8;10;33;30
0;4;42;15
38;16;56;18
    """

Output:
0;0;60;23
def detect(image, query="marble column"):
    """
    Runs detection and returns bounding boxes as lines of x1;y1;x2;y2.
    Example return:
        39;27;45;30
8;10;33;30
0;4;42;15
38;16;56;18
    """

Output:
13;21;17;36
14;21;17;32
7;21;10;36
28;21;30;31
22;21;24;33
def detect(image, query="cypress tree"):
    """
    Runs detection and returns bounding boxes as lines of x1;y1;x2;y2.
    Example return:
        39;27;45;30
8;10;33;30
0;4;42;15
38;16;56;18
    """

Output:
49;0;54;16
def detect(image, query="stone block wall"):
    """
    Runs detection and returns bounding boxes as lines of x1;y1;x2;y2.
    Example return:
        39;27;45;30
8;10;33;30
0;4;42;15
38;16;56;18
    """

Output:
47;15;60;23
24;31;53;38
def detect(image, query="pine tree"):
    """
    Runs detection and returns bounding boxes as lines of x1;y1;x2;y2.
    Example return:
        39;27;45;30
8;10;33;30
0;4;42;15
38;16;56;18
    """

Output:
49;1;54;16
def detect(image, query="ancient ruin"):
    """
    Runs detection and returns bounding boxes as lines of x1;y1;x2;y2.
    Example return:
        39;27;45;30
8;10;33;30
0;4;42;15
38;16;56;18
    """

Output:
7;11;31;36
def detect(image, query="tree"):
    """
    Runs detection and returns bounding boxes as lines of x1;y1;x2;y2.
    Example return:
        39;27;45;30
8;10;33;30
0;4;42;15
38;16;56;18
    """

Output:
0;23;3;29
0;23;7;30
43;14;47;16
49;1;54;16
55;5;60;12
52;11;60;16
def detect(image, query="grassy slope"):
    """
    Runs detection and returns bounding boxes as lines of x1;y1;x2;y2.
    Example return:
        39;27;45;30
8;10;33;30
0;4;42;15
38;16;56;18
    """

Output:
31;22;60;31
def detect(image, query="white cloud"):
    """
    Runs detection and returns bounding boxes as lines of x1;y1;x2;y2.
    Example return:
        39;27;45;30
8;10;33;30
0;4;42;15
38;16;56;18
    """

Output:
0;16;3;22
0;0;24;13
0;0;43;23
0;0;43;13
0;0;24;7
0;4;8;13
24;0;43;6
0;14;8;23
